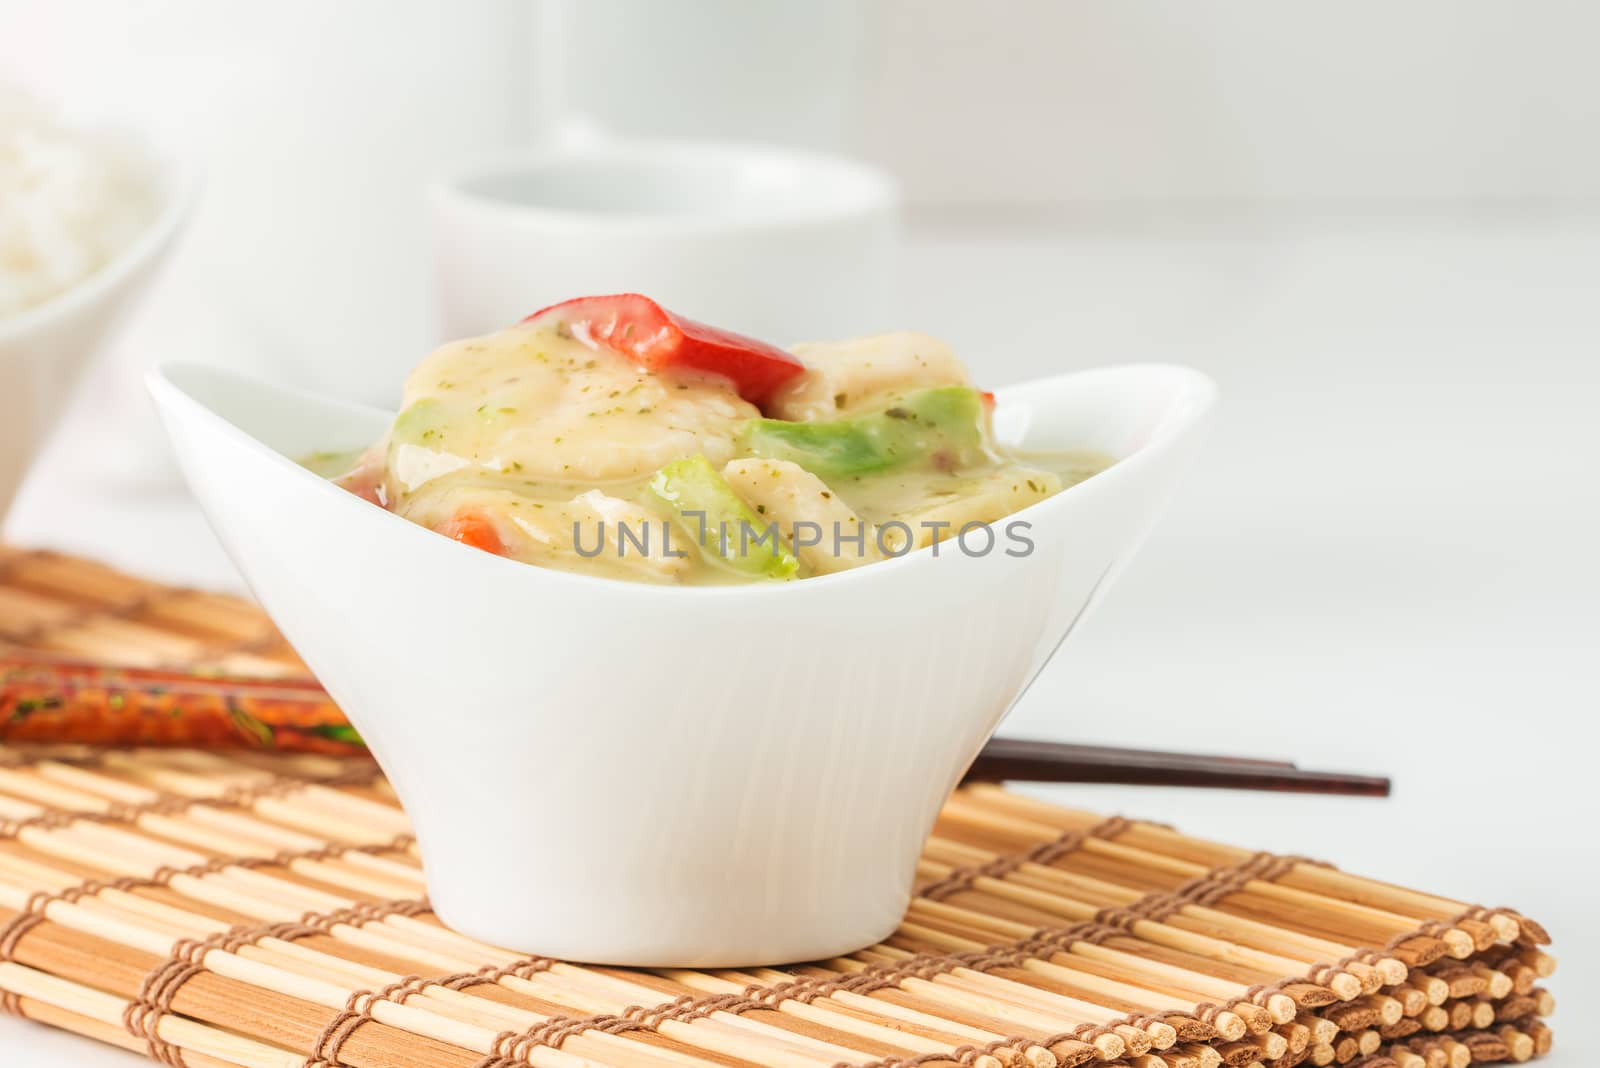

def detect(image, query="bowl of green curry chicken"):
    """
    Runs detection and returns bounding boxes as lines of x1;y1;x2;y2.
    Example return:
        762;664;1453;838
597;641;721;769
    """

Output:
149;294;1215;964
309;294;1115;582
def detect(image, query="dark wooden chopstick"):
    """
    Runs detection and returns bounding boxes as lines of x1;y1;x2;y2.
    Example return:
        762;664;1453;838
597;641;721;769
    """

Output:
963;736;1391;796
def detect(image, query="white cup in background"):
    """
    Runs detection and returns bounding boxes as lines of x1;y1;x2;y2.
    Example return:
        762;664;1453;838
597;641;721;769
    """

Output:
430;138;899;347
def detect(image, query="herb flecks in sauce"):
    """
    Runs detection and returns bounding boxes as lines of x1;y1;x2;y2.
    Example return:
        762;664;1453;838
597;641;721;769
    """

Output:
313;320;1113;584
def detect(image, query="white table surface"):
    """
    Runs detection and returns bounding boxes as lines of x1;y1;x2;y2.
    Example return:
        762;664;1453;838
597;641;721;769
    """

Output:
3;218;1595;1063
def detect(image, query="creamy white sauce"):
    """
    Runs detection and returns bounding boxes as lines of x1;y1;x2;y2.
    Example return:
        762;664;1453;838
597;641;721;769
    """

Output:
321;322;1114;584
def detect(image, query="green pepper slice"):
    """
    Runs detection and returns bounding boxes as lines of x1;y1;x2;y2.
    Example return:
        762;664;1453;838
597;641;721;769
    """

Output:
740;386;990;479
647;456;799;580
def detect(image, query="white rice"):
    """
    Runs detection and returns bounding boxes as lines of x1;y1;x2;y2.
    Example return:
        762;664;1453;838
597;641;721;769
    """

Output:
0;86;161;321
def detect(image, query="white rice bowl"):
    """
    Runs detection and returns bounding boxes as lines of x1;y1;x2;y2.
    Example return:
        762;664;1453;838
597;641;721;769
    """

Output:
0;86;161;320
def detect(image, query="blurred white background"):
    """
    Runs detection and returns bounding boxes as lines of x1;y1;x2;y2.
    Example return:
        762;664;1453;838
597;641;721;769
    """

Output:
2;2;1596;1064
562;1;1600;208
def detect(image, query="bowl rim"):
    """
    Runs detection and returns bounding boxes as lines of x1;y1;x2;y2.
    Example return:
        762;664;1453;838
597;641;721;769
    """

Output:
430;137;899;234
0;119;195;345
150;359;1215;600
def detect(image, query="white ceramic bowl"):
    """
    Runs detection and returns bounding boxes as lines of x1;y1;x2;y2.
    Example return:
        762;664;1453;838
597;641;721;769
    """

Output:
148;360;1215;966
432;139;898;346
0;130;190;518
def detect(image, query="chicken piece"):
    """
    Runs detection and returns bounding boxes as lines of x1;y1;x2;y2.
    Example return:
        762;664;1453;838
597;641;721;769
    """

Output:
721;458;883;574
389;323;759;493
767;332;972;422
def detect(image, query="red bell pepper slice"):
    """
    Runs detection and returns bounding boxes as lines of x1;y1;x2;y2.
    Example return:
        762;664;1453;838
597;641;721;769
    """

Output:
524;294;805;407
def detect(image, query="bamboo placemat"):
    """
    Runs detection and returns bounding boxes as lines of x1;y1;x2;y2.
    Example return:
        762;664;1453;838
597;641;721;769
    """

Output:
0;548;1559;1068
0;546;304;678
